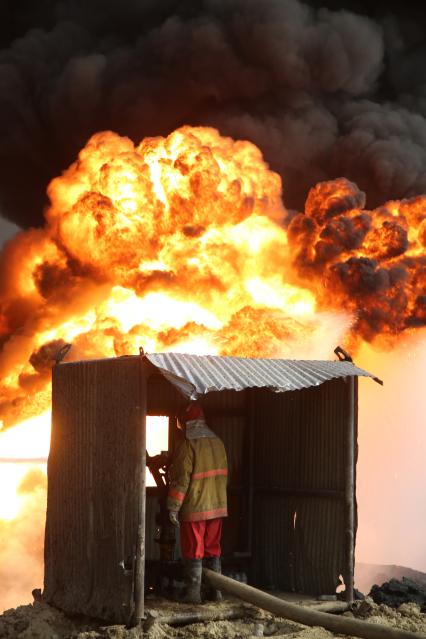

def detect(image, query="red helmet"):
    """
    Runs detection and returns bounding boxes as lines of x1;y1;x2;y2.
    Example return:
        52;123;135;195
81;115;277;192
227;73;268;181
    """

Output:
177;401;205;425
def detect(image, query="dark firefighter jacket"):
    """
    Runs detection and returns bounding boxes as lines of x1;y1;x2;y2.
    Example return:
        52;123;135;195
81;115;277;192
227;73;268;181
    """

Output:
167;436;228;521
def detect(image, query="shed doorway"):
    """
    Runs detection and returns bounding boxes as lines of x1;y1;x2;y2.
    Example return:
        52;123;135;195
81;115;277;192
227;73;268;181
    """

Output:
146;416;169;486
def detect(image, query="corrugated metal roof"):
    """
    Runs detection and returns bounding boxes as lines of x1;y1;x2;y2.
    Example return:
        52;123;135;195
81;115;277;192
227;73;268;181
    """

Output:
145;352;377;399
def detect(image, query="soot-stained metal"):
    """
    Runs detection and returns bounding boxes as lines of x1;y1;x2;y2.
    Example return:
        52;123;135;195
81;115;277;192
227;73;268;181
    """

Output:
44;350;378;623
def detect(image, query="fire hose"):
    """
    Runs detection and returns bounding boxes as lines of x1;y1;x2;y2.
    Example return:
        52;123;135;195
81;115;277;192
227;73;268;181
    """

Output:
202;569;426;639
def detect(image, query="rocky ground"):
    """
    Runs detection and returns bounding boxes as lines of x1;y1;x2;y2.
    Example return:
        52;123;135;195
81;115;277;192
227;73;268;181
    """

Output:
1;596;426;639
355;564;426;596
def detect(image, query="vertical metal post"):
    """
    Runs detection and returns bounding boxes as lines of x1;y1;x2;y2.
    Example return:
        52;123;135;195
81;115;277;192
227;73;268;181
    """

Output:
246;389;255;557
132;362;147;625
345;376;355;603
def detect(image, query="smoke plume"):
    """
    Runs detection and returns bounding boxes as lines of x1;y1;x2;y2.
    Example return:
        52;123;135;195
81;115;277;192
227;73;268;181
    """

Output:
0;0;425;228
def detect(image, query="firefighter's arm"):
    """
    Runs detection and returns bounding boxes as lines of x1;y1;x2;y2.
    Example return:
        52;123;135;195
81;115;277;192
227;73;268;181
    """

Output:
167;440;194;514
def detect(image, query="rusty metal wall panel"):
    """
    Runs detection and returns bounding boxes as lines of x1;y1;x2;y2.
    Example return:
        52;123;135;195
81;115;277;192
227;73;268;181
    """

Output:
251;494;297;589
293;497;345;594
147;373;182;416
201;389;246;415
44;357;143;622
252;380;346;490
251;379;351;594
145;491;161;560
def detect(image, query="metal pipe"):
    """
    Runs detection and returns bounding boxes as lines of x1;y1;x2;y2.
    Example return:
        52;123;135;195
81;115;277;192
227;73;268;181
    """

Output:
131;362;147;626
246;388;255;556
143;605;248;630
202;569;426;639
345;376;355;603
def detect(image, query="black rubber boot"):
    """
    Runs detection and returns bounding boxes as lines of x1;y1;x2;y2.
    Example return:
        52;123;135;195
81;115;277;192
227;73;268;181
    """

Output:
203;556;223;602
181;558;202;604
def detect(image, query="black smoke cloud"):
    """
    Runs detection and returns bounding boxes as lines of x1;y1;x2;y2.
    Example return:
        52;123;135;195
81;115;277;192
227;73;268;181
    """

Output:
0;0;425;229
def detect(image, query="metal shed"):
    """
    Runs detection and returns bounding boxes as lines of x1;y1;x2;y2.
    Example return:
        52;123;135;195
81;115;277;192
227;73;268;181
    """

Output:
43;351;377;624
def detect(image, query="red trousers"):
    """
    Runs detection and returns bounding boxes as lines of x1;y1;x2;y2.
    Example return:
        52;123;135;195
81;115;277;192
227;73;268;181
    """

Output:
180;518;223;559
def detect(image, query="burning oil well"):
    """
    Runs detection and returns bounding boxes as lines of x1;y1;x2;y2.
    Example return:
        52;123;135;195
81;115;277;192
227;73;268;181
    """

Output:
0;0;425;616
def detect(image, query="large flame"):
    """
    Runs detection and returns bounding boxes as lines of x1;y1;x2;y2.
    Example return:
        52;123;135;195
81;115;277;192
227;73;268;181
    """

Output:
0;125;347;429
0;411;50;520
0;125;425;609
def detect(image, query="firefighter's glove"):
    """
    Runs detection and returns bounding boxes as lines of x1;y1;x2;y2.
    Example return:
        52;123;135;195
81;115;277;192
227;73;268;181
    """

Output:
169;510;180;528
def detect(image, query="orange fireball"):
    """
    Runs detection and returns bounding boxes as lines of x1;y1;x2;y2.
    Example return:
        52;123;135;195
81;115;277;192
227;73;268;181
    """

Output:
0;126;328;430
0;124;425;611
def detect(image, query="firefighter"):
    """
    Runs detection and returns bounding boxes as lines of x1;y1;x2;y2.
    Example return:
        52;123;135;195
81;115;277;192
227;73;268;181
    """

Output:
167;401;228;603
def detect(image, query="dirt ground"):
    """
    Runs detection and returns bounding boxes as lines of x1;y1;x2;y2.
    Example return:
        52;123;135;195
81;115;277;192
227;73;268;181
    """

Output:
1;596;426;639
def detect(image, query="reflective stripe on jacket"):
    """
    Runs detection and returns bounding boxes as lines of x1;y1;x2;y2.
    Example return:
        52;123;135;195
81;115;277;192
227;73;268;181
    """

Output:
167;436;228;521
